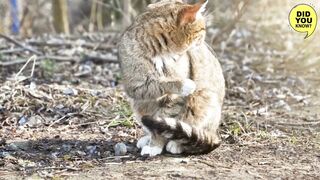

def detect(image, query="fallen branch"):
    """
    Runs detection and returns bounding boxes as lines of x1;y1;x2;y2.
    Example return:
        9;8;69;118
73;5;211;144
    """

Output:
0;59;30;66
0;54;118;67
49;115;68;128
276;121;320;127
0;55;77;67
49;112;80;127
38;55;78;62
83;54;118;64
28;40;115;51
0;33;43;55
34;166;80;171
0;48;25;54
196;159;232;170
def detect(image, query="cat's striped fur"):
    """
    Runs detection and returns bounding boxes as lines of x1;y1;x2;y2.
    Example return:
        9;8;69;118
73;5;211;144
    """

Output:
118;0;225;156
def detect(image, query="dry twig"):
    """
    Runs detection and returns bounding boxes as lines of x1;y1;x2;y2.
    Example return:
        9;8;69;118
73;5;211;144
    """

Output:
28;40;115;51
15;55;37;82
0;33;42;55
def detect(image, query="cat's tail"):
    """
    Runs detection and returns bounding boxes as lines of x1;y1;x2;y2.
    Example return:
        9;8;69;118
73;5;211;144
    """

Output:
141;115;220;154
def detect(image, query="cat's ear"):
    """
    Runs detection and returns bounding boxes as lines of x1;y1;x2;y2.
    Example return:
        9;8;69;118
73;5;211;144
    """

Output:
178;0;208;26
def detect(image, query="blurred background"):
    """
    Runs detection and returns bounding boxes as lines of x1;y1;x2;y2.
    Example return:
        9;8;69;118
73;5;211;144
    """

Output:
0;0;251;36
0;0;318;84
0;0;319;100
1;0;163;36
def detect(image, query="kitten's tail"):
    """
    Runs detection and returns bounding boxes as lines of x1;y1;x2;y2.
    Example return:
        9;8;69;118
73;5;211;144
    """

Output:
141;115;220;154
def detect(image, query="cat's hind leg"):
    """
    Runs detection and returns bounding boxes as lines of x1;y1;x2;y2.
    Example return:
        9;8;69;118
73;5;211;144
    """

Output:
166;140;183;154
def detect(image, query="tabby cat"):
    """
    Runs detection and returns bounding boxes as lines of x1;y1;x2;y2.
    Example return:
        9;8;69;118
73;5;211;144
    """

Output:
118;0;225;156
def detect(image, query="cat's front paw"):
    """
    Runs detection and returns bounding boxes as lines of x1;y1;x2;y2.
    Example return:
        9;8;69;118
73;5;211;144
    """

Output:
141;145;163;156
137;135;151;149
166;140;183;154
181;79;196;96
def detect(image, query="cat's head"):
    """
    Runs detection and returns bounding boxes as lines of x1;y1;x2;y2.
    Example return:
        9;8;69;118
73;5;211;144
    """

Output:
145;0;208;52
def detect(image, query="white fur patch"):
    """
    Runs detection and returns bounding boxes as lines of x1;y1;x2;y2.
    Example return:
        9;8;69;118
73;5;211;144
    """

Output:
181;79;196;96
180;121;192;137
141;145;163;156
137;135;151;149
165;118;177;128
153;56;164;74
152;54;183;75
163;132;173;139
172;54;180;61
166;140;183;154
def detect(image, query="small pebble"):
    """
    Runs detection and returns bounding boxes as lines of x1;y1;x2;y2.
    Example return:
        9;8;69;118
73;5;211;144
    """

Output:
76;151;86;156
114;142;127;156
63;88;78;96
55;104;65;109
0;152;12;159
18;116;28;126
6;143;19;151
62;144;72;152
6;141;30;151
90;90;100;97
51;152;59;159
29;81;37;90
26;116;42;127
86;145;97;156
0;105;4;113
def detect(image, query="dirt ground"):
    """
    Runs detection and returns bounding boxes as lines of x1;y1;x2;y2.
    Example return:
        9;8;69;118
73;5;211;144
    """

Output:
1;0;320;179
0;80;319;180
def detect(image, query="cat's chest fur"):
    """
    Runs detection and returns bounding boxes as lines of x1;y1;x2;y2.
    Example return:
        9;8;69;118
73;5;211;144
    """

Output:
152;53;190;78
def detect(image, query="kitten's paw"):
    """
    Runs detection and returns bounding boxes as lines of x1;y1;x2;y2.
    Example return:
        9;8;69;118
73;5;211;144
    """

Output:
137;135;151;149
141;145;163;156
166;140;183;154
181;79;196;96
